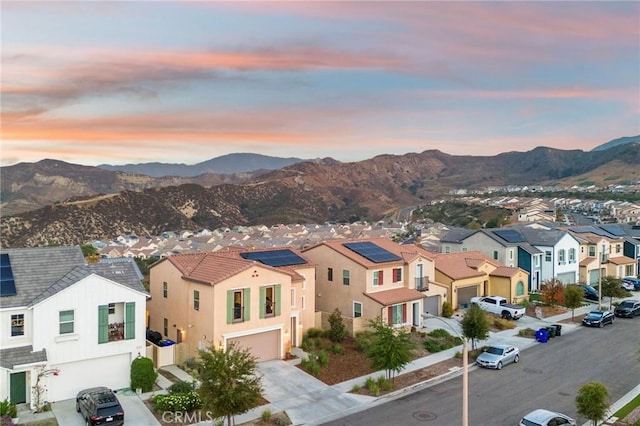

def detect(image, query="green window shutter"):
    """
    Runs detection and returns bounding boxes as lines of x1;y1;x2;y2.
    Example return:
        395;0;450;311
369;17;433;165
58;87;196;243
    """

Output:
243;288;251;321
275;284;281;316
259;287;266;319
98;305;109;344
227;290;234;324
125;302;135;340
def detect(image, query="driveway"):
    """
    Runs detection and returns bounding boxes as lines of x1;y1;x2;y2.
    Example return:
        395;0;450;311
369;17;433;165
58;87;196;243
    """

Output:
52;390;159;425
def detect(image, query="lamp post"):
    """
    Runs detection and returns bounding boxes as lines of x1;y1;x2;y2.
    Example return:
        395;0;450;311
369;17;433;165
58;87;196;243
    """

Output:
597;244;609;311
424;314;468;426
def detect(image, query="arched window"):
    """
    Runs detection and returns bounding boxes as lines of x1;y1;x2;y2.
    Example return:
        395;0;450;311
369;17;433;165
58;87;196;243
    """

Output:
516;281;525;296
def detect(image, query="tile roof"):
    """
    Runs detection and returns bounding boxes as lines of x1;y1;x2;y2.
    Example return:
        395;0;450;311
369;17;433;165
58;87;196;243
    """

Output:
364;287;425;306
432;251;495;280
0;345;47;369
490;266;521;278
607;255;636;265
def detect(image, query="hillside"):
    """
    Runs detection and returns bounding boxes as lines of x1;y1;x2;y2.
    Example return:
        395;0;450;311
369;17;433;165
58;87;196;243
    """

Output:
1;143;639;248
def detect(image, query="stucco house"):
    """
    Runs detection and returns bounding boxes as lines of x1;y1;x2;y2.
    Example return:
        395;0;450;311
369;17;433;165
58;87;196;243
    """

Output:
302;238;447;333
147;247;315;362
431;251;529;309
0;246;148;407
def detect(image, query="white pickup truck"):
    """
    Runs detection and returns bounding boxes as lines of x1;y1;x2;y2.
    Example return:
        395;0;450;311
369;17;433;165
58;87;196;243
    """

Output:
470;296;525;320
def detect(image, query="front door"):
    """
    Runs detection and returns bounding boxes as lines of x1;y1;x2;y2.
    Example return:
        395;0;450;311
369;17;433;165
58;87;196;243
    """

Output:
10;371;26;403
412;302;420;327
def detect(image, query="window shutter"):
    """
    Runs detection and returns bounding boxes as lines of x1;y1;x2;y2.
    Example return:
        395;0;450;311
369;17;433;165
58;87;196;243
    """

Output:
227;290;234;324
244;288;251;321
379;271;384;286
275;284;281;316
402;304;407;323
259;287;266;319
387;306;392;324
125;302;135;340
98;305;108;344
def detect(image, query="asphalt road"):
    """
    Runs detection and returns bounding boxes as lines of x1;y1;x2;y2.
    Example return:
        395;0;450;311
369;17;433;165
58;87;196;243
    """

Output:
323;318;640;426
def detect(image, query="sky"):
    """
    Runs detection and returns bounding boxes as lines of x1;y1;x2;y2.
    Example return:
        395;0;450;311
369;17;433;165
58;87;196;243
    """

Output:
1;1;639;167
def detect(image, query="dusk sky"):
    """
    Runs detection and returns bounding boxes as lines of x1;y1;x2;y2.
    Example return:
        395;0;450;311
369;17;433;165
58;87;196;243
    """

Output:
2;1;639;167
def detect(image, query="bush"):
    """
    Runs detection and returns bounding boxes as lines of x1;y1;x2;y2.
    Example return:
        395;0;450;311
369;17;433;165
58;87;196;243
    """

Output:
442;301;454;318
305;328;325;338
327;308;347;343
328;343;344;355
153;391;202;412
491;317;516;330
261;408;272;422
518;328;536;338
351;384;361;392
376;376;393;391
130;356;158;392
428;328;452;338
300;357;320;376
168;380;195;394
0;399;17;418
354;331;375;352
423;339;444;353
317;350;329;367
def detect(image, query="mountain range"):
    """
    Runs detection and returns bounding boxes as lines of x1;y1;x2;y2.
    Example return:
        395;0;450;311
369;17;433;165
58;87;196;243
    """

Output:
1;139;639;248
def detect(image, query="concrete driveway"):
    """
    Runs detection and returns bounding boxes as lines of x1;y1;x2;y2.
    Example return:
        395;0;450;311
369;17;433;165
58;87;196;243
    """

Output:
51;390;159;425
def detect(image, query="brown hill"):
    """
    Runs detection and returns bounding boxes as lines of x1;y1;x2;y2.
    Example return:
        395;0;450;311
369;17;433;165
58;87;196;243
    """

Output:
1;143;639;248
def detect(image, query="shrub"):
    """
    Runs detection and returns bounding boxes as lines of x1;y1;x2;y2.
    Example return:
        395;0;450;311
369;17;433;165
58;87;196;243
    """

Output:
272;415;291;426
354;331;375;352
153;391;202;412
491;317;516;330
540;279;565;306
518;328;536;338
424;339;444;353
328;343;344;355
442;301;454;318
0;399;17;418
168;380;195;394
305;328;325;338
327;308;347;343
317;350;329;367
351;384;361;392
428;328;452;338
376;376;393;391
300;337;313;352
364;376;376;389
300;357;320;376
130;356;158;392
368;383;380;396
261;408;272;422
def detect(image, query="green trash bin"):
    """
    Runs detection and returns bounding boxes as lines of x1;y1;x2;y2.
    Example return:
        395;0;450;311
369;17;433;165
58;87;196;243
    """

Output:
546;326;556;338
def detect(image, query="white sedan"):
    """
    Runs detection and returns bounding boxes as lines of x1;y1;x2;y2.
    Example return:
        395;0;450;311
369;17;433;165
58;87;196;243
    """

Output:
475;344;520;370
519;409;576;426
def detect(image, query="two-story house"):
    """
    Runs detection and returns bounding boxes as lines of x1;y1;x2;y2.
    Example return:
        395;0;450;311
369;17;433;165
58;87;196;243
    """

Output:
147;247;315;362
0;246;148;406
517;227;580;285
302;238;447;333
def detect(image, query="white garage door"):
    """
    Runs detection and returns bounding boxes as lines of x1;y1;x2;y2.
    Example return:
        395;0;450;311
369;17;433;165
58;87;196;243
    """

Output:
228;330;280;362
557;272;575;284
49;353;131;402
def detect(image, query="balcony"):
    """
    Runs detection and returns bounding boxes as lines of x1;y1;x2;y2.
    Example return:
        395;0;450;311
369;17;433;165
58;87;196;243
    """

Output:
415;276;429;292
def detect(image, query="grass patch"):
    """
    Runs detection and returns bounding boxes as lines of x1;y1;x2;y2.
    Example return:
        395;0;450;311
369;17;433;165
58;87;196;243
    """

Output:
613;392;640;420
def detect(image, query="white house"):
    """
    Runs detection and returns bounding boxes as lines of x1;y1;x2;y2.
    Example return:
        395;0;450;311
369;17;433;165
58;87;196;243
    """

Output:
0;246;148;407
519;228;581;284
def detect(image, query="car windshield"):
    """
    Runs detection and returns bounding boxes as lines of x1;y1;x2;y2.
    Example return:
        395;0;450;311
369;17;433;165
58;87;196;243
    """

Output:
485;347;504;355
619;302;634;308
586;312;603;319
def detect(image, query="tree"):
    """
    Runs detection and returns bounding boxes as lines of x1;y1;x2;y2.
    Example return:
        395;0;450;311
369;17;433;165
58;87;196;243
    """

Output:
576;382;610;426
197;343;263;426
327;308;347;343
130;356;157;393
365;317;416;382
540;279;564;306
563;285;584;322
600;276;630;310
460;304;489;350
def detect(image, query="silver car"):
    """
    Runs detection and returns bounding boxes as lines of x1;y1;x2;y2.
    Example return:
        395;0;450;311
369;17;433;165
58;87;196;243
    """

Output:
519;409;576;426
475;344;519;370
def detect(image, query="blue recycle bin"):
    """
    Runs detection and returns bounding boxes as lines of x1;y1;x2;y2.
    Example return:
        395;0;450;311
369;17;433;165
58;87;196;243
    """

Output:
535;328;549;343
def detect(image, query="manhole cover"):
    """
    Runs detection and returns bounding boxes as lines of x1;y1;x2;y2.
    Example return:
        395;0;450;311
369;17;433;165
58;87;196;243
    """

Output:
558;391;571;396
413;411;438;421
523;368;543;374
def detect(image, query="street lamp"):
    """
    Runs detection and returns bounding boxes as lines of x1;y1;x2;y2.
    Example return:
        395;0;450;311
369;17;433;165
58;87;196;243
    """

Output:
424;314;468;426
597;244;609;311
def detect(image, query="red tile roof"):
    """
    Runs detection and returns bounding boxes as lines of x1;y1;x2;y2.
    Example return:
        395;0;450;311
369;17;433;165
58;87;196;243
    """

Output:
364;287;425;306
431;251;496;280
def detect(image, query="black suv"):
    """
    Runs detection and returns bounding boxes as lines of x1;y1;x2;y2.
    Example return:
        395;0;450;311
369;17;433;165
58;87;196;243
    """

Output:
76;387;125;425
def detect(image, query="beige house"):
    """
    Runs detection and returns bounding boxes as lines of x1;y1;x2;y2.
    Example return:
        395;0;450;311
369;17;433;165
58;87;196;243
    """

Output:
147;247;315;362
302;238;447;334
573;233;637;285
432;251;529;308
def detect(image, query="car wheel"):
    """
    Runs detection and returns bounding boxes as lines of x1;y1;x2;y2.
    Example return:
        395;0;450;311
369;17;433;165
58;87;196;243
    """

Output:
497;361;503;370
514;354;520;363
76;401;80;413
611;317;615;324
85;417;91;426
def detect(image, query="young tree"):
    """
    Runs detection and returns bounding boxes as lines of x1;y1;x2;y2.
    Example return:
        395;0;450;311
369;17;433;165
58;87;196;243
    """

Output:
327;308;347;343
196;343;263;426
576;382;610;426
130;356;157;393
365;317;416;382
600;276;630;310
563;285;584;322
540;278;565;306
460;304;489;350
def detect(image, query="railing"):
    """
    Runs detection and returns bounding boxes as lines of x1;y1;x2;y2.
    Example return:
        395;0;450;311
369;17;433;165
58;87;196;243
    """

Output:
415;276;429;291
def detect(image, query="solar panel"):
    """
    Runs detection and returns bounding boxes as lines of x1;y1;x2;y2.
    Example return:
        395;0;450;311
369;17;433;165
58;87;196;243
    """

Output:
0;253;17;297
240;249;307;267
343;241;402;263
599;224;626;237
493;229;525;243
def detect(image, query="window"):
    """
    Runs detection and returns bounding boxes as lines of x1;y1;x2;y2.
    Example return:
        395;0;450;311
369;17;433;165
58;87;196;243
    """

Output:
163;318;168;337
516;281;524;297
625;265;634;276
98;302;135;343
508;249;514;260
493;251;499;260
59;310;74;334
558;249;565;264
301;274;307;290
291;288;296;307
373;270;384;286
545;251;552;262
353;302;362;318
343;270;350;286
327;268;333;282
11;314;24;337
569;248;576;263
393;268;402;282
616;244;621;254
388;304;406;326
301;296;306;310
444;246;451;253
233;290;244;322
535;255;540;267
193;290;200;311
588;246;596;257
260;285;280;318
462;247;468;252
163;281;168;298
108;303;115;314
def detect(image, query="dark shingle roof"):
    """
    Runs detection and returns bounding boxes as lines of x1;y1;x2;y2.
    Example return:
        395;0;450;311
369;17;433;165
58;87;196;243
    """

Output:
0;345;47;369
440;228;476;244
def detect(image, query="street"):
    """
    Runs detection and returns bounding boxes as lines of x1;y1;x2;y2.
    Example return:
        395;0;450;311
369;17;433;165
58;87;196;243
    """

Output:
322;318;640;426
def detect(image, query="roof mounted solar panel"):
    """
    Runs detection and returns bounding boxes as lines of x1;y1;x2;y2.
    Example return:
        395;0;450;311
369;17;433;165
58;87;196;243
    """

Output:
493;229;525;243
343;241;402;263
0;253;17;297
599;224;625;237
240;249;307;267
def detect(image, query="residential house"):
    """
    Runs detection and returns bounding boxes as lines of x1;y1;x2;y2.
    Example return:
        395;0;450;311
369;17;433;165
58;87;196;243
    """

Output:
517;227;581;285
302;238;447;333
0;246;148;406
431;251;529;308
147;247;315;362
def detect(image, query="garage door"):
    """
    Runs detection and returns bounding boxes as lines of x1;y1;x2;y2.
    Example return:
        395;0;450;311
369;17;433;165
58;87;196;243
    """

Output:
457;285;479;309
589;270;600;285
423;296;440;316
228;330;280;362
49;353;131;402
557;272;575;284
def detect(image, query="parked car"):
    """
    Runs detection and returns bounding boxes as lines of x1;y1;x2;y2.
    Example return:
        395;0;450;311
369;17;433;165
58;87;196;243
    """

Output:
519;409;576;426
622;277;640;291
581;310;615;328
469;296;525;320
76;387;124;426
579;285;599;301
621;280;635;291
614;299;640;318
475;344;520;370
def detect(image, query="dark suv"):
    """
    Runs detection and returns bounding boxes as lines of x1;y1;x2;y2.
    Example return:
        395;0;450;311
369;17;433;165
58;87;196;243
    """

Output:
76;387;124;425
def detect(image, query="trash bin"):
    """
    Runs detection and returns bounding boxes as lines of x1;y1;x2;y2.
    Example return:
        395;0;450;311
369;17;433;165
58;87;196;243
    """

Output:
553;324;562;337
535;328;549;343
546;326;556;338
